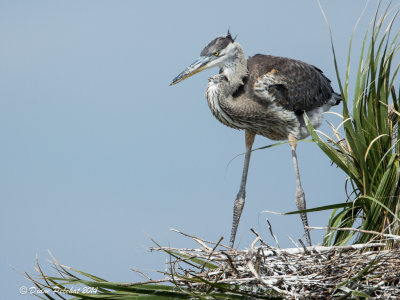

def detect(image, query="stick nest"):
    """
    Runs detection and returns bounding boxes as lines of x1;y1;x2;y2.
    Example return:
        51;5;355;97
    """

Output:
151;228;400;299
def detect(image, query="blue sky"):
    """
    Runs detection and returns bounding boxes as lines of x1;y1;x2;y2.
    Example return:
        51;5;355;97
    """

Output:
1;0;384;298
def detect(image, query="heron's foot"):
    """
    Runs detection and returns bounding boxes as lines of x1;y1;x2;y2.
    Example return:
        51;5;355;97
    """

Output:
296;190;311;246
229;195;245;247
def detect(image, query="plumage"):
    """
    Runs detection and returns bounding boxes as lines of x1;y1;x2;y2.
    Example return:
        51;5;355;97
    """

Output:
200;34;235;57
171;32;341;247
249;54;339;111
205;52;341;140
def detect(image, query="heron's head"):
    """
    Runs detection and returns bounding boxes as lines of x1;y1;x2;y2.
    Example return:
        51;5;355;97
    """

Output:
170;31;239;85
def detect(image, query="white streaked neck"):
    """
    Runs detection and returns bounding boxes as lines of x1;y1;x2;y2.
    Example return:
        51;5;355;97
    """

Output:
220;42;248;92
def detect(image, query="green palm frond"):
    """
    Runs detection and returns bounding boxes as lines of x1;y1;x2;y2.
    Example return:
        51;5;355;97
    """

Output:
306;1;400;247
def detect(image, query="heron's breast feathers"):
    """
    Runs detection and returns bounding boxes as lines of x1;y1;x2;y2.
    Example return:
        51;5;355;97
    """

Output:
206;75;246;130
206;74;300;140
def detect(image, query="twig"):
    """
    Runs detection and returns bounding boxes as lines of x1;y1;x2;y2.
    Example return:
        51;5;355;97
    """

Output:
200;236;223;273
130;267;152;280
306;226;400;241
118;278;172;286
298;239;309;254
287;235;300;248
266;219;280;248
250;228;268;246
170;228;232;249
221;251;239;276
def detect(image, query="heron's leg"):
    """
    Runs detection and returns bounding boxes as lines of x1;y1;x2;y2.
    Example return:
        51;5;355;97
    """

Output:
288;134;312;246
229;130;255;247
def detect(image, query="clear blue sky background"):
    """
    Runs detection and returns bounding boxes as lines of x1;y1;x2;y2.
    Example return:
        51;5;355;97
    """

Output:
1;0;387;298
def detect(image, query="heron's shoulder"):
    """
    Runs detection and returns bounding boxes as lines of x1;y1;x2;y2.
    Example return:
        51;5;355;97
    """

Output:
247;54;339;112
247;54;319;78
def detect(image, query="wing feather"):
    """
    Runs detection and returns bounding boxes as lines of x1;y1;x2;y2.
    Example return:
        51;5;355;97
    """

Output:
248;54;335;112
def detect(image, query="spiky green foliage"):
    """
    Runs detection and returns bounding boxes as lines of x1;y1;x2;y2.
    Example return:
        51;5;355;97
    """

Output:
305;1;400;247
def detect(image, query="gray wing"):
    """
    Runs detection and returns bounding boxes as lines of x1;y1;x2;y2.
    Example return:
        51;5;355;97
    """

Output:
248;54;337;112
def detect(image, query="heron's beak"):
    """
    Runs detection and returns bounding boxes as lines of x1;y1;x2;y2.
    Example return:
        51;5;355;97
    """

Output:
170;56;211;86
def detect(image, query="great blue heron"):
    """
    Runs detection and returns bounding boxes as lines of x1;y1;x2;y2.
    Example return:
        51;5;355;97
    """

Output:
170;31;341;247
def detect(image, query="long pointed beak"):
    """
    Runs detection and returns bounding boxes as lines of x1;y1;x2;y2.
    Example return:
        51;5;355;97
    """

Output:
170;56;211;86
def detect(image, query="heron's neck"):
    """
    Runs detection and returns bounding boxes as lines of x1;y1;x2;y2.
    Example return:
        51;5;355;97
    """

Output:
220;44;247;92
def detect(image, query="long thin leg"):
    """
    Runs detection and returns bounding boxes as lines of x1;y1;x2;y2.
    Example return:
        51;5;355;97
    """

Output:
229;130;255;247
288;134;312;246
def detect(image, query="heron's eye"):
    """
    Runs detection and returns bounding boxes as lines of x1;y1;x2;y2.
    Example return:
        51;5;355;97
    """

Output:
213;51;220;56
